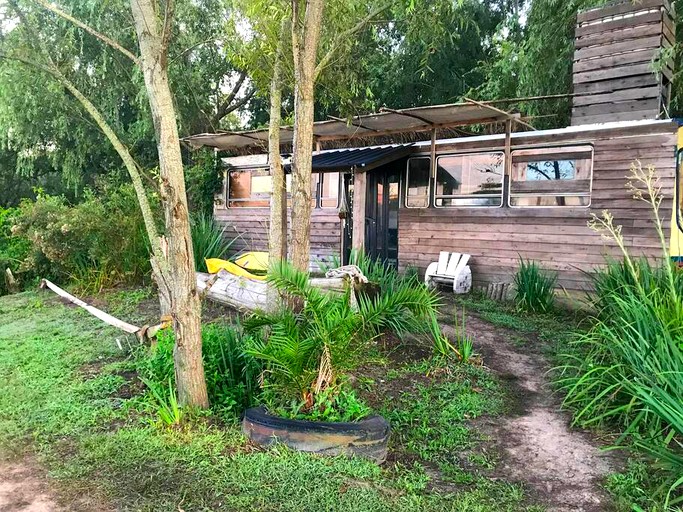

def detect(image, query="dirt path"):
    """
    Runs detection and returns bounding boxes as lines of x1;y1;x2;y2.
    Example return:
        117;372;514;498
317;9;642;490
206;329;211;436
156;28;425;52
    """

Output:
442;313;619;512
0;459;62;512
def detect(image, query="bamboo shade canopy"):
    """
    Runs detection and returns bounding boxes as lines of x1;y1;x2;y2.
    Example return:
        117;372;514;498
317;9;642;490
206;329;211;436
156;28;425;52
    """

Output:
183;101;527;152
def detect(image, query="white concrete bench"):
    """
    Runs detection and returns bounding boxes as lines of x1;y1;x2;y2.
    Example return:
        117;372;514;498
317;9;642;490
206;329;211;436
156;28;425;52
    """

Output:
424;251;472;294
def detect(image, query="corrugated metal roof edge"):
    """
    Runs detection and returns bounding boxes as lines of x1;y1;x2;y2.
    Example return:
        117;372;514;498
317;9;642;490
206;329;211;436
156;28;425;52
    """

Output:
221;119;677;168
413;119;677;149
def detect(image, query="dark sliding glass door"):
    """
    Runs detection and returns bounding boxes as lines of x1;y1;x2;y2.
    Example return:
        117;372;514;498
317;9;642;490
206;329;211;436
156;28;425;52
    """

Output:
365;170;399;268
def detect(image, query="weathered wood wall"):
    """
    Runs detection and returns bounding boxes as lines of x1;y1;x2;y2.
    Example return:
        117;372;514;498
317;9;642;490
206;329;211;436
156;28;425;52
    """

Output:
398;122;678;292
572;0;674;125
213;205;342;271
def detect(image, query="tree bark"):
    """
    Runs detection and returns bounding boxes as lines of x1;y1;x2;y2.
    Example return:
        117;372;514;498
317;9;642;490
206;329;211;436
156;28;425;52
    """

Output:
131;0;209;409
269;23;288;264
267;20;288;311
290;0;324;273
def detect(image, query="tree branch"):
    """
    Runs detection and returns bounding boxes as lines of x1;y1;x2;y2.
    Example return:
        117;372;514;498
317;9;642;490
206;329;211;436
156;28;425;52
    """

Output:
33;0;141;66
314;2;391;81
160;0;175;66
212;88;255;128
212;71;251;125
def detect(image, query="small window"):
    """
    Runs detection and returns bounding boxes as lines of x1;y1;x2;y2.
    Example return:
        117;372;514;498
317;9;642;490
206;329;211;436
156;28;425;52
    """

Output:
228;169;271;207
510;145;593;207
285;173;335;208
319;172;340;208
406;157;430;208
435;152;504;207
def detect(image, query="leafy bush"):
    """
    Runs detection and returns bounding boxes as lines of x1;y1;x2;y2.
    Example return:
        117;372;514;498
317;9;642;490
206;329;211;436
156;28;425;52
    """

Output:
0;207;31;295
245;260;440;420
185;149;222;219
11;184;154;292
556;164;683;508
139;322;260;418
190;213;235;272
513;257;557;313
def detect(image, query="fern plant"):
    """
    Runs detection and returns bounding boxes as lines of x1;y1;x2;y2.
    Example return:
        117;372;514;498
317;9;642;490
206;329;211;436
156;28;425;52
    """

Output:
245;260;440;419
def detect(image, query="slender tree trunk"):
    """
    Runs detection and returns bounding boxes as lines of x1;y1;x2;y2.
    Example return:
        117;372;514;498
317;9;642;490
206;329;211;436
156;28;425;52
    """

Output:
267;26;288;311
290;0;324;273
268;24;287;262
131;0;209;408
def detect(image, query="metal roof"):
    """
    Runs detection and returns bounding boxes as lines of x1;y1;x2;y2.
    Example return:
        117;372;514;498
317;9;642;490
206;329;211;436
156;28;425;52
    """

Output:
184;100;527;151
307;144;413;171
222;144;413;172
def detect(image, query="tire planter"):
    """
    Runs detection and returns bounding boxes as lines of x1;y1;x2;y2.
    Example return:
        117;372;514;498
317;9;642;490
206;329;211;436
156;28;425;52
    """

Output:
242;406;390;464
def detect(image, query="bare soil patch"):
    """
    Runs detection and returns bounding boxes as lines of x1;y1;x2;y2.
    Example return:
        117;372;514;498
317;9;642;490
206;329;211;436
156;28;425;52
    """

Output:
443;312;620;512
0;458;61;512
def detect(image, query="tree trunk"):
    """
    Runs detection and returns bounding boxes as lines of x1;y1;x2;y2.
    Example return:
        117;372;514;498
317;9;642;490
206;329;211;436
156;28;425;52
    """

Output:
290;0;324;273
267;23;287;311
130;0;209;408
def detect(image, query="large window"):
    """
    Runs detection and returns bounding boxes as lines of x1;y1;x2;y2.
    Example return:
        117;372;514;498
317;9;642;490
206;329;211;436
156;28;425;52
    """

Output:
228;169;339;208
435;152;504;207
510;145;593;207
405;157;430;207
228;169;271;207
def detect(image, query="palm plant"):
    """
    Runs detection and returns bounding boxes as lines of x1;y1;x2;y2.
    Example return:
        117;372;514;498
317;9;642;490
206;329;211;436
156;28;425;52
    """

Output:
245;260;440;417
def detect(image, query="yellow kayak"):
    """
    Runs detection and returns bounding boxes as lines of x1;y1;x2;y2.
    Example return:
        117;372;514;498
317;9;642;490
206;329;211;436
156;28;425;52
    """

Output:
205;252;269;281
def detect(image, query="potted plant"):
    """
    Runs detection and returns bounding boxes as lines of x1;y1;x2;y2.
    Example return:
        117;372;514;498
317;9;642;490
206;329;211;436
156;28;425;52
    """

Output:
241;261;438;463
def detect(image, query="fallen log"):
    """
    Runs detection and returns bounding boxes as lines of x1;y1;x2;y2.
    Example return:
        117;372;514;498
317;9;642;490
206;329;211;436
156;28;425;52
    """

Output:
196;270;352;312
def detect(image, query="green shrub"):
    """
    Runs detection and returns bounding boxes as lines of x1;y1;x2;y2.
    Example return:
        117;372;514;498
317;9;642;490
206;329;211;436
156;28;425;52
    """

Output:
0;207;32;295
244;260;440;420
556;163;683;508
513;258;557;313
139;322;260;418
11;184;155;292
185;149;222;218
190;213;235;272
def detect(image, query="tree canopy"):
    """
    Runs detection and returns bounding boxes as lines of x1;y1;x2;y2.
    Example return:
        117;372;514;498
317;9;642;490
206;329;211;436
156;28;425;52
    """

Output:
1;0;682;207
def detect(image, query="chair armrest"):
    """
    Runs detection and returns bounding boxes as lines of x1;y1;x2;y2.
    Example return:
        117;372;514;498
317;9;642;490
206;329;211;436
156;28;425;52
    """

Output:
425;262;439;280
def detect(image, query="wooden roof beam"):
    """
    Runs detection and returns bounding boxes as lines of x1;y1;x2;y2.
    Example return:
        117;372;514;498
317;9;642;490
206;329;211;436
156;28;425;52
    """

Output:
463;97;536;131
326;115;380;133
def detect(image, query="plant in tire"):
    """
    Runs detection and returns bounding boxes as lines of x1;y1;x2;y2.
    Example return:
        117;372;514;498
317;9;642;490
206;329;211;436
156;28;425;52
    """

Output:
244;260;439;421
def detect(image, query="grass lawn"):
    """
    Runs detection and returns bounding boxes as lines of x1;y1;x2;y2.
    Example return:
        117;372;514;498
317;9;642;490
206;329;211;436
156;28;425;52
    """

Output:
0;290;546;511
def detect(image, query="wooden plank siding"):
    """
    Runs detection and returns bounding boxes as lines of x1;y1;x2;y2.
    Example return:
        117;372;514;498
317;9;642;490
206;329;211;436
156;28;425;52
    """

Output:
571;0;673;125
397;123;677;293
213;206;342;271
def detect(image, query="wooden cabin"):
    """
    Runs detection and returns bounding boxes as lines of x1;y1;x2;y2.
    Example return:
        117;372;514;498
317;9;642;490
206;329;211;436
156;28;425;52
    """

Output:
185;0;682;294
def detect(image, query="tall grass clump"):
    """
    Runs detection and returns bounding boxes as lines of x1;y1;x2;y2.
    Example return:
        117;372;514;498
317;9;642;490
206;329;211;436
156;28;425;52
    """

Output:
557;163;683;508
139;322;261;419
190;213;235;272
513;258;557;313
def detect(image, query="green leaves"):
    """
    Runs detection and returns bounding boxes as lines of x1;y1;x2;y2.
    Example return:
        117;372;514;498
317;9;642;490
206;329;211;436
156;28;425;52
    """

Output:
513;258;557;314
247;258;440;417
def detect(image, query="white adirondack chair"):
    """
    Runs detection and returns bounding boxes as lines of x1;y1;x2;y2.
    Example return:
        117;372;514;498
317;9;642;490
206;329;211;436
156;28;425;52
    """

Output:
424;251;472;294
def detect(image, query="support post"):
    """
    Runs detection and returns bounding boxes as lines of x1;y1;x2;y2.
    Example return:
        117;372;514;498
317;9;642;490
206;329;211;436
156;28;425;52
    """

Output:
352;170;366;252
503;119;512;205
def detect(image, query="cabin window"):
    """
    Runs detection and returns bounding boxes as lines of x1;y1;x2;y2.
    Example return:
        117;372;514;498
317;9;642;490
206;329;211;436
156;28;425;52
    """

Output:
229;169;339;208
405;157;430;207
510;145;593;207
319;172;340;208
227;169;271;207
434;152;504;207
